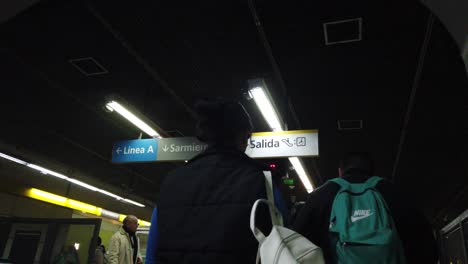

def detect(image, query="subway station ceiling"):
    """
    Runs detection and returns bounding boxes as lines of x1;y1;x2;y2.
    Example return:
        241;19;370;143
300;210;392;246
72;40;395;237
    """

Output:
0;0;467;227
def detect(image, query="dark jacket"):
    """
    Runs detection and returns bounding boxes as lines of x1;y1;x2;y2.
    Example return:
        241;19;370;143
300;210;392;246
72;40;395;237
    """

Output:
145;208;158;264
293;174;438;264
155;146;271;264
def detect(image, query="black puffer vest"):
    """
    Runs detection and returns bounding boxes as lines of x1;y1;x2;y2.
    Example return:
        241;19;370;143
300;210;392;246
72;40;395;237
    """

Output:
156;147;269;264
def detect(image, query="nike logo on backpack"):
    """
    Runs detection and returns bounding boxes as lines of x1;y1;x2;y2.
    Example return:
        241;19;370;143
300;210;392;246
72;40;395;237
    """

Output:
350;210;373;222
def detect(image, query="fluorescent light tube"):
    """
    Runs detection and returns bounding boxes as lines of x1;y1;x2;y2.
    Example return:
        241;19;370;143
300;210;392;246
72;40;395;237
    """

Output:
67;178;98;192
288;157;314;193
248;83;314;192
27;164;68;179
29;188;67;204
27;188;150;224
97;189;123;200
123;198;145;207
0;152;28;165
1;151;145;207
106;101;160;137
105;104;114;112
249;87;284;132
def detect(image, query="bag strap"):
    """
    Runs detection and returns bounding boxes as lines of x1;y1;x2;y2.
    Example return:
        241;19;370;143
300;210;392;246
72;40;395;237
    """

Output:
249;199;268;242
330;176;383;190
250;199;283;242
329;178;350;190
263;171;282;226
364;176;383;188
249;171;284;243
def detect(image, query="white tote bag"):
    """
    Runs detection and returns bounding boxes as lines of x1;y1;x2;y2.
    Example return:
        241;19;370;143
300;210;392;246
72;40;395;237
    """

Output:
249;172;325;264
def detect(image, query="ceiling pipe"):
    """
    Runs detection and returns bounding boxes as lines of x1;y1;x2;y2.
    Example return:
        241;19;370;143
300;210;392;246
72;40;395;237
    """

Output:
391;13;435;182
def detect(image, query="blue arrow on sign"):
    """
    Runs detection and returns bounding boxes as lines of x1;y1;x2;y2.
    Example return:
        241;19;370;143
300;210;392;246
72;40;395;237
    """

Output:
112;139;158;163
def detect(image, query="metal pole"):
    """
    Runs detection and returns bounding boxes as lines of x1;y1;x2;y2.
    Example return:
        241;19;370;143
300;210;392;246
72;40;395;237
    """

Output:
391;13;435;182
460;220;468;263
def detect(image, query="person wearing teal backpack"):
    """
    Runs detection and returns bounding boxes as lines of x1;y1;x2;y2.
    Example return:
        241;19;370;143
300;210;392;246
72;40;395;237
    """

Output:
293;152;438;263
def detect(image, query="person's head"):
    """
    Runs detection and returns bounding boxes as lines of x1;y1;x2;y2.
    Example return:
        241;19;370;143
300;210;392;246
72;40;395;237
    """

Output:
195;99;253;151
338;152;374;177
97;236;102;246
123;215;139;234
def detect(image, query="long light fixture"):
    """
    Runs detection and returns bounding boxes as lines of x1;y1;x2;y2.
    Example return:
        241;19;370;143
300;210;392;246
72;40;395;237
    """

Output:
0;151;145;207
106;100;161;138
123;198;145;207
288;157;314;193
104;99;163;205
248;87;283;132
26;164;69;179
248;81;314;193
26;188;151;226
0;152;28;165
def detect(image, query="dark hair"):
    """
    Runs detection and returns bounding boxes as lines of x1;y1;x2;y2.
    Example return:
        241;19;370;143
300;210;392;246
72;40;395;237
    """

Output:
97;236;102;245
195;99;253;144
339;152;374;175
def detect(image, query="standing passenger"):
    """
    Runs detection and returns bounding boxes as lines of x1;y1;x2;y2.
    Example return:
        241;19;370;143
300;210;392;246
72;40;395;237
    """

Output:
107;215;142;264
155;99;277;264
91;237;105;264
293;152;438;263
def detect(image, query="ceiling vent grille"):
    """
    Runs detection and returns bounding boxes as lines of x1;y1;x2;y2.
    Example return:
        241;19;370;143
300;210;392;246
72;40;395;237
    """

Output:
324;18;362;45
69;57;108;76
337;120;363;130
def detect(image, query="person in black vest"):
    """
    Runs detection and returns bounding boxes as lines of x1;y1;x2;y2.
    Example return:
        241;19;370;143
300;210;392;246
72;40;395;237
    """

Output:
155;99;276;264
292;152;438;263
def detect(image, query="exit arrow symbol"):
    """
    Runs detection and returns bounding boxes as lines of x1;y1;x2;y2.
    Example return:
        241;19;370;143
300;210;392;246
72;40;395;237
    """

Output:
162;145;169;152
116;147;122;155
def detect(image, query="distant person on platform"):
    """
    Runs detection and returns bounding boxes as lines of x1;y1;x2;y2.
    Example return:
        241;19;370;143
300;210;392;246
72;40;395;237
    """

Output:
293;152;438;263
108;215;142;264
153;99;285;264
91;237;106;264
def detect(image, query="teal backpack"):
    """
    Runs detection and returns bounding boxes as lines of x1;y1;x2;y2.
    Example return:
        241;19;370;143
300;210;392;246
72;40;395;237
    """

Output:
328;176;406;264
